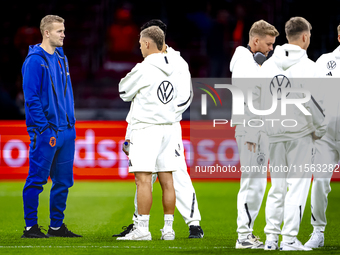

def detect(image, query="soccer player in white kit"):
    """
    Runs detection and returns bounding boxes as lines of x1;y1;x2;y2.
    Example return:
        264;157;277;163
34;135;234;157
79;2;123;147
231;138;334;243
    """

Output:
304;24;340;248
230;20;279;249
117;26;193;240
248;17;326;251
113;20;203;239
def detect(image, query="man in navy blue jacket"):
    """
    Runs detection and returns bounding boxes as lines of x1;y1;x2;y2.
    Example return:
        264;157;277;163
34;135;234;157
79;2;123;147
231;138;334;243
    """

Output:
21;15;81;238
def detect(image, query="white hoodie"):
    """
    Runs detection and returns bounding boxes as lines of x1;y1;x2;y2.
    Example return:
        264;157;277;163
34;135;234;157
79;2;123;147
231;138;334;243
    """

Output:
119;50;191;132
249;44;326;143
230;46;261;78
316;45;340;141
230;46;262;137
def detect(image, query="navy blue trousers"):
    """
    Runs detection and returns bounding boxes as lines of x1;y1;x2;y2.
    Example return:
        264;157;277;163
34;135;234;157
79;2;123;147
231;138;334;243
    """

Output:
23;126;75;228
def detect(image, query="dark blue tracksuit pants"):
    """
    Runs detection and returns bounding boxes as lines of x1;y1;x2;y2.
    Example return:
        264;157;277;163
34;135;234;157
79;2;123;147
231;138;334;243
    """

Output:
23;126;75;228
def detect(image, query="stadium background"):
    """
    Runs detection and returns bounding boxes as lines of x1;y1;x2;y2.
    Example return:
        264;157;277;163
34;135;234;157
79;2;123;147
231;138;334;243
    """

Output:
1;0;339;180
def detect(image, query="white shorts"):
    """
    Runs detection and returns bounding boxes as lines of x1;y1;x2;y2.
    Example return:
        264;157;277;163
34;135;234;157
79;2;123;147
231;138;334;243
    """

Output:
129;124;178;173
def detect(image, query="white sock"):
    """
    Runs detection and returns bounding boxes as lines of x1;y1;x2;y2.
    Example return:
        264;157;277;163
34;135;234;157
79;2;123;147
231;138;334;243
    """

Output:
188;221;200;226
136;214;150;233
163;214;174;232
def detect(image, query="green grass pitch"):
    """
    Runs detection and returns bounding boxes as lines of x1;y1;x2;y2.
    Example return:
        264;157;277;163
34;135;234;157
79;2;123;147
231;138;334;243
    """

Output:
0;180;339;254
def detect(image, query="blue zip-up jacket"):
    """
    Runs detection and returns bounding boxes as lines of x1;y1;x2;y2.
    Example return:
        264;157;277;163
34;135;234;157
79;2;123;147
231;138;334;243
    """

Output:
22;44;76;133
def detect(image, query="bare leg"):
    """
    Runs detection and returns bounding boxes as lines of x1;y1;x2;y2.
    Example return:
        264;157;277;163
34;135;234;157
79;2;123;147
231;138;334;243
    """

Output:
158;172;175;214
134;172;152;215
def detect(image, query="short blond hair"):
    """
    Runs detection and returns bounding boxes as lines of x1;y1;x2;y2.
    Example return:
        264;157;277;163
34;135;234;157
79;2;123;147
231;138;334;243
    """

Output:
285;17;312;41
337;24;340;35
140;26;164;51
40;15;64;36
249;20;279;38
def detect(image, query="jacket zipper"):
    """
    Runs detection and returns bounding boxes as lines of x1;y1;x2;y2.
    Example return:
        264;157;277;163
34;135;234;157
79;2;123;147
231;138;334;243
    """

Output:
33;129;37;150
63;57;68;97
63;56;72;127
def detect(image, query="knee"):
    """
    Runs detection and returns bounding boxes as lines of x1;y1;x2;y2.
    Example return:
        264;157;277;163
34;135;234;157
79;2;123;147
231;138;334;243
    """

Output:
135;173;152;188
61;174;74;188
52;160;74;188
26;162;50;186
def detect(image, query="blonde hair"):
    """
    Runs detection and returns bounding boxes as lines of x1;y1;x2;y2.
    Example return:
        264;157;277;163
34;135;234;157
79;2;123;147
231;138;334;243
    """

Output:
285;17;312;41
40;15;64;36
249;20;279;38
140;26;164;51
337;24;340;35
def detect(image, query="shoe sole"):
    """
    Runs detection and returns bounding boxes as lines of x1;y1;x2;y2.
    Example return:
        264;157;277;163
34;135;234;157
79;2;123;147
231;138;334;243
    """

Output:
21;235;48;238
235;244;253;249
305;242;324;248
189;236;203;239
264;247;278;250
117;235;152;241
280;247;312;251
236;243;264;249
161;235;175;240
46;234;82;238
251;246;264;249
236;241;251;249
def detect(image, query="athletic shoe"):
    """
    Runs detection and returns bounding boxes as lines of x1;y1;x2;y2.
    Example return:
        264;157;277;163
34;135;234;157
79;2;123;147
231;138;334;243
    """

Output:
46;223;82;237
236;234;264;249
160;229;175;240
116;228;152;240
264;240;278;250
112;223;135;237
280;238;312;251
188;225;204;238
304;231;324;248
21;224;48;238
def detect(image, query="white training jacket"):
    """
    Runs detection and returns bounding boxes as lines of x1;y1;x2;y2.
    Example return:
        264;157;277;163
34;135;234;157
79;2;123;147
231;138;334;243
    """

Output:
119;50;191;134
316;45;340;141
248;44;326;144
230;46;261;137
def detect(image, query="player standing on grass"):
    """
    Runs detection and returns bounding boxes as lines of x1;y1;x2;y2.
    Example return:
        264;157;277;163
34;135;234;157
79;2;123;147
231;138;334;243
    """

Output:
113;19;203;239
21;15;81;238
304;24;340;249
230;20;279;249
248;17;326;251
117;26;189;241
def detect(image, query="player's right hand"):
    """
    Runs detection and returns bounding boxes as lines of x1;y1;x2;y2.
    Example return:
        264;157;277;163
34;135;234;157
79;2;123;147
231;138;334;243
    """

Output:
122;139;130;156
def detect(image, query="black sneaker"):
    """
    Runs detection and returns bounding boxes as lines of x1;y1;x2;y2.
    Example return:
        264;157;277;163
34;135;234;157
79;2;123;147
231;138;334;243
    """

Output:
47;223;82;237
112;223;134;237
21;224;48;238
189;225;204;238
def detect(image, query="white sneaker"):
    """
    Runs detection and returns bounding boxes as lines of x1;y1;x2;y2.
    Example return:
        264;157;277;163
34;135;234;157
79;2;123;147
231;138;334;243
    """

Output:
116;228;151;240
304;231;324;248
236;234;264;249
264;240;278;250
160;229;175;240
280;238;312;251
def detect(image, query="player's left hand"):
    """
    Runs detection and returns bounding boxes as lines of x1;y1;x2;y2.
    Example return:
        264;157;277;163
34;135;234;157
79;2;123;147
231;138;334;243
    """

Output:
245;141;256;153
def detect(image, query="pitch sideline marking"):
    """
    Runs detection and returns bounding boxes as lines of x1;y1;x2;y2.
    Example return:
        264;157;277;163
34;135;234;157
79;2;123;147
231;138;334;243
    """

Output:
0;245;233;249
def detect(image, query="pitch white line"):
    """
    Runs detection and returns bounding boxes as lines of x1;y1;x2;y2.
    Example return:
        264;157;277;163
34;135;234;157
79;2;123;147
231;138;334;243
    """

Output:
0;245;234;249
